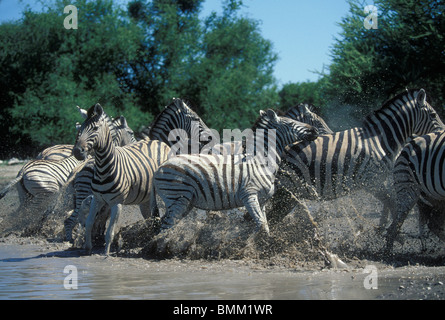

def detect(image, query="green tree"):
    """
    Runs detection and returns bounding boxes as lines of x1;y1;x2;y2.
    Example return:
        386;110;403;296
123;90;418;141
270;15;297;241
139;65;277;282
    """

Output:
195;2;278;131
126;0;279;131
0;0;280;157
278;81;326;111
0;0;150;157
324;0;445;117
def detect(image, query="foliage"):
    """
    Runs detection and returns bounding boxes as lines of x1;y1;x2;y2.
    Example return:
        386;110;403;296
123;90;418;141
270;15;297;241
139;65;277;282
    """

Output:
1;0;444;157
0;0;279;158
324;0;445;116
125;0;278;131
0;0;150;156
278;81;326;111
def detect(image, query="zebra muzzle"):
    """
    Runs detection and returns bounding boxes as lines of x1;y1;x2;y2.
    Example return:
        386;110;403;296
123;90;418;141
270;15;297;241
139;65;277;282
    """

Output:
73;145;88;161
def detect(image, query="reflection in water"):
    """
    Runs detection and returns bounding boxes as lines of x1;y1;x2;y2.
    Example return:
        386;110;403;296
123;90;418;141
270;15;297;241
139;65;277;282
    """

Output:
0;244;391;299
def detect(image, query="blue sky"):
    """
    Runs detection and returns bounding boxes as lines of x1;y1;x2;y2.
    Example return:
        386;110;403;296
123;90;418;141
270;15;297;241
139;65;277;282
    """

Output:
0;0;352;86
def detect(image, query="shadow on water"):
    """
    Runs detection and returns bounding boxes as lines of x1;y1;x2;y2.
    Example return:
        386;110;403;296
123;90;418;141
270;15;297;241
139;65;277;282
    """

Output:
0;248;86;263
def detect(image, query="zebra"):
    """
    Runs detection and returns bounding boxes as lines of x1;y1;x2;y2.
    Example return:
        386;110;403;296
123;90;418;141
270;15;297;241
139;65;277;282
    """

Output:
0;155;86;232
203;104;332;157
63;114;137;243
153;109;319;236
385;130;445;253
284;103;333;135
146;97;211;154
65;98;210;245
73;103;170;255
270;89;444;230
36;144;75;161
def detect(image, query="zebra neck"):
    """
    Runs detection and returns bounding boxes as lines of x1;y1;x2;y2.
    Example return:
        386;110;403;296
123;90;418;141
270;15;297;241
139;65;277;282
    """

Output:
249;128;285;173
363;107;414;160
95;126;117;169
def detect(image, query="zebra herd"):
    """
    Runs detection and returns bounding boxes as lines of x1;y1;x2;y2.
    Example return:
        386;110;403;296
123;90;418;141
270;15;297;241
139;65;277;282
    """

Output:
2;88;445;259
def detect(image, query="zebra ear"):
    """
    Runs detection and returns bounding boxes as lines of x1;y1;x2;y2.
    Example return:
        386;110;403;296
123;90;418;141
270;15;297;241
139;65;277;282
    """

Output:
417;89;427;107
77;106;88;119
266;109;279;123
94;103;104;117
119;116;128;128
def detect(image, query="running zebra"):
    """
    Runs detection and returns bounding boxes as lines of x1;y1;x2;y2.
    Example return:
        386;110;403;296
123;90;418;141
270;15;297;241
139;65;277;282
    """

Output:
153;109;319;235
205;104;332;157
271;89;444;227
73;103;170;255
63;115;136;243
64;99;205;243
385;130;445;253
0;155;85;230
0;112;136;237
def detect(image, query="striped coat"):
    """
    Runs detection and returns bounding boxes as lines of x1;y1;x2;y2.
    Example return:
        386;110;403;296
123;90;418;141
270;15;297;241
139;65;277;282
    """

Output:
147;98;210;154
154;109;319;235
272;89;444;226
63;115;137;243
386;130;445;252
73;103;170;255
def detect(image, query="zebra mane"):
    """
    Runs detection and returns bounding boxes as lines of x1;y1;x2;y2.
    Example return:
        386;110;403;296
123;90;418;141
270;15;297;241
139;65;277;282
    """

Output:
84;103;110;123
250;109;283;131
148;98;204;133
366;88;426;120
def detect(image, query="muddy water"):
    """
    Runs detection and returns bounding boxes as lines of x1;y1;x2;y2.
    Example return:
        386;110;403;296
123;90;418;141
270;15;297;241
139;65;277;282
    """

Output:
1;241;445;300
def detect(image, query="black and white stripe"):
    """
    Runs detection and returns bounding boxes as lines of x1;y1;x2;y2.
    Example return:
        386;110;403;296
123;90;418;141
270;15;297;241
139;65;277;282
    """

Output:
272;89;444;226
154;109;319;235
73;103;170;255
147;98;210;154
35;105;128;161
0;155;84;229
386;130;445;252
36;144;75;161
284;103;333;135
63;114;137;243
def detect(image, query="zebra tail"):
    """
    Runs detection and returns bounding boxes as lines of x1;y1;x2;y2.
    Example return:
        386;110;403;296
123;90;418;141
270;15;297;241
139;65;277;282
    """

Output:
0;169;25;200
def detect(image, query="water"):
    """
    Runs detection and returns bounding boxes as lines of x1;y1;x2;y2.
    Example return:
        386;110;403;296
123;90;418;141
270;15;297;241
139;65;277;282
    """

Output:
3;242;442;300
2;165;445;300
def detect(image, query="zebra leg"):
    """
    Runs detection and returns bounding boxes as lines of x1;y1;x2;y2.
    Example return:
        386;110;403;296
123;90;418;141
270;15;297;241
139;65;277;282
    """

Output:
417;200;433;252
375;188;397;231
243;193;269;236
64;212;77;243
104;204;121;256
384;185;419;255
160;196;191;231
139;190;159;219
64;195;93;244
84;196;104;255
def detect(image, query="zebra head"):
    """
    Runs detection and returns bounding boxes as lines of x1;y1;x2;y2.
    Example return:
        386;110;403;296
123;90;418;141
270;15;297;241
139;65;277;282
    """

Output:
256;109;319;153
73;103;108;161
112;116;136;147
285;104;333;135
148;98;210;153
410;89;445;135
